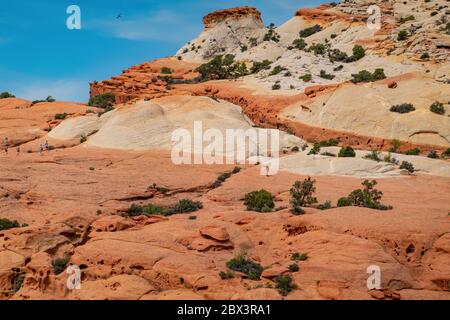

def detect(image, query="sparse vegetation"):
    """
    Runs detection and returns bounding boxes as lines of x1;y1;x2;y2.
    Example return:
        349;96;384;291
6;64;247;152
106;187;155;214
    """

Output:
263;23;280;42
427;150;439;159
351;69;386;83
405;148;420;155
337;180;392;210
127;199;203;217
309;43;326;55
0;91;15;99
319;70;335;80
269;65;286;76
195;55;248;81
275;275;297;296
300;73;312;82
11;272;25;292
430;101;445;115
390;103;415;114
52;258;69;275
317;201;332;210
397;30;409;41
226;254;263;280
364;150;382;162
244;189;275;212
88;93;115;109
442;148;450;158
346;45;366;62
318;138;339;147
291;252;308;261
389;139;402;153
399;15;415;24
55;113;68;120
400;161;415;173
308;143;321;155
251;60;273;73
219;270;234;280
299;24;322;38
80;134;87;144
291;38;307;50
272;83;281;90
0;218;20;231
338;146;356;157
160;67;172;74
290;178;318;214
288;263;299;272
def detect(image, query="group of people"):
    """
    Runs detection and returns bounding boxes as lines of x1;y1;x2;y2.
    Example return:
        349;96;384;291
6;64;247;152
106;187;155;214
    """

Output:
3;136;50;156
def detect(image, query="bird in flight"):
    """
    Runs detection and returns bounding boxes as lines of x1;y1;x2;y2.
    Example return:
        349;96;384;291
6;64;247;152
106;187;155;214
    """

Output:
116;14;122;19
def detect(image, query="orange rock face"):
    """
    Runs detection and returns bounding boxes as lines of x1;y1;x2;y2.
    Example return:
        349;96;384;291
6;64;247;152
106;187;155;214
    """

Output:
203;6;262;29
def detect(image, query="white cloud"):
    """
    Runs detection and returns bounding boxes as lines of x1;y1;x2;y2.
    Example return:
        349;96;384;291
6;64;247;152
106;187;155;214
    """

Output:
14;79;89;103
88;9;200;43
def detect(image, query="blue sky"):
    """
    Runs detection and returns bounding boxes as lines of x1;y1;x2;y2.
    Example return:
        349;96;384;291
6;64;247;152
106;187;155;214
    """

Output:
0;0;325;102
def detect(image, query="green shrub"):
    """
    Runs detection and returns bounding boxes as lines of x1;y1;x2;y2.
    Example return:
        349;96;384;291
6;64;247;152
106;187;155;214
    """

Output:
244;189;275;212
319;70;335;80
427;150;439;159
290;178;318;214
351;68;386;83
80;134;87;143
400;161;415;173
269;65;286;76
0;91;15;99
263;23;280;42
272;83;281;90
275;275;297;296
226;254;263;280
88;93;115;109
11;273;25;292
389;139;401;153
337;197;352;207
299;25;322;38
171;199;203;214
288;263;299;272
55;113;68;120
445;22;450;35
390;103;415;114
217;172;232;182
405;148;420;155
251;60;272;73
308;143;321;155
364;150;382;162
0;218;20;231
291;252;308;261
318;138;339;147
328;48;348;62
397;30;409;41
291;38;307;50
160;67;172;74
52;258;69;275
346;45;365;62
127;199;202;217
317;201;332;210
430;101;445;115
342;180;392;210
442;148;450;158
309;43;326;55
195;55;248;81
300;74;312;82
338;146;356;157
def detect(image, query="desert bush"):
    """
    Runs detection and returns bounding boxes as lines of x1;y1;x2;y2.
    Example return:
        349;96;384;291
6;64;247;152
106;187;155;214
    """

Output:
288;263;299;272
400;161;415;173
405;148;420;155
160;67;172;74
272;83;281;90
338;146;356;157
390;103;415;114
300;73;312;82
328;48;348;62
389;139;402;153
290;178;318;214
299;24;322;37
350;45;366;61
321;152;336;157
430;101;445;115
384;153;399;165
319;70;335;80
171;199;203;214
55;113;68;120
308;143;321;155
400;15;415;24
0;218;20;231
263;23;280;42
364;150;382;162
427;150;439;159
317;201;332;210
244;189;275;212
291;252;308;261
88;93;115;109
269;65;286;76
52;258;69;275
318;138;339;147
11;273;25;292
196;55;248;80
226;254;263;280
291;38;307;50
309;43;326;55
251;60;272;73
275;275;297;296
351;68;386;83
339;180;392;210
397;30;409;41
0;91;15;99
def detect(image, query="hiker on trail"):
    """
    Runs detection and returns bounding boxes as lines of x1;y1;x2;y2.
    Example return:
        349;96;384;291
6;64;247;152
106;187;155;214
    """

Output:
3;137;8;154
45;140;49;150
39;144;43;156
16;146;20;155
